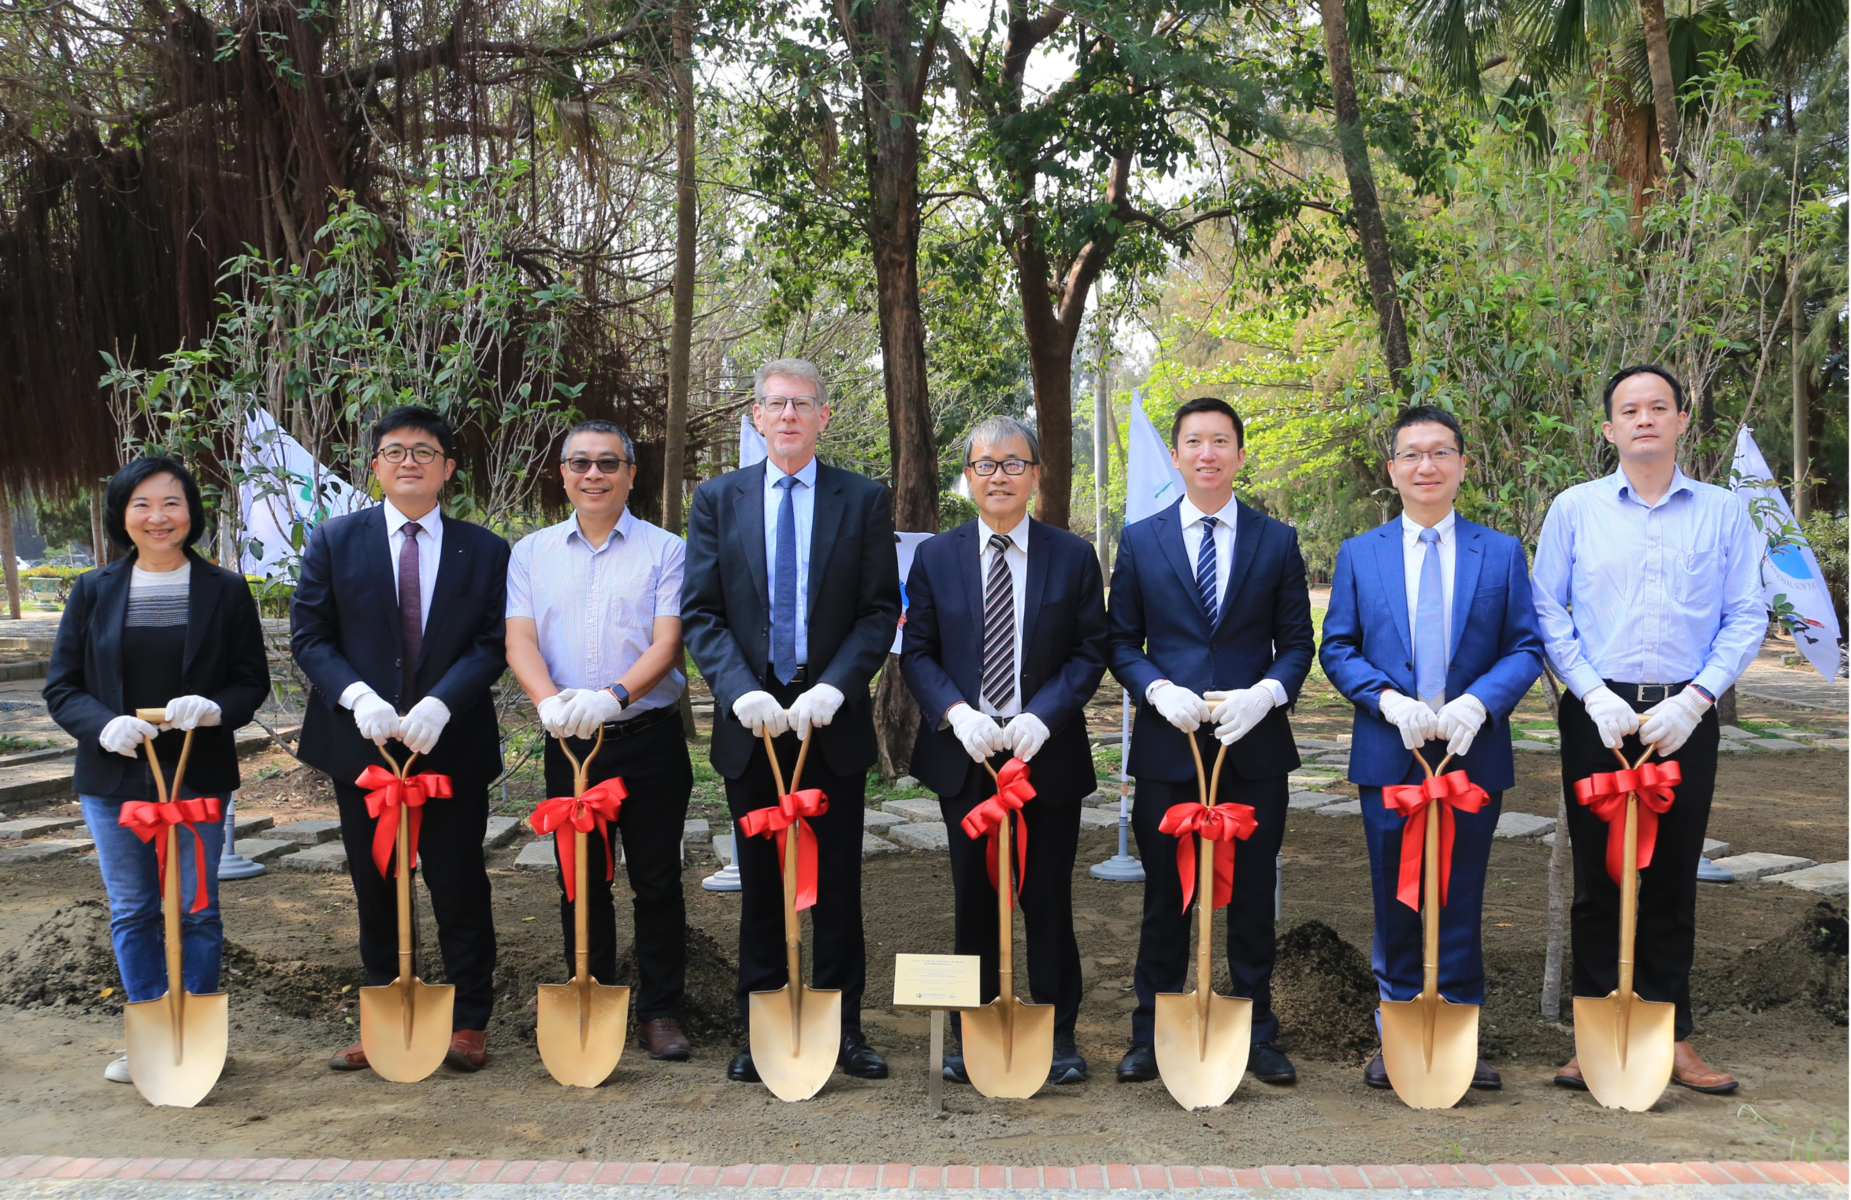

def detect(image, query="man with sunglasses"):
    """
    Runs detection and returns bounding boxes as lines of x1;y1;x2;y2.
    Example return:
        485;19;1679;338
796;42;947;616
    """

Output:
900;416;1107;1086
682;358;901;1084
292;405;510;1074
504;420;695;1062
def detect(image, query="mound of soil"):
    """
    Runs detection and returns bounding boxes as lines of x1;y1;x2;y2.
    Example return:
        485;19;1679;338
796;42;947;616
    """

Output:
220;941;366;1021
1262;920;1378;1062
1722;901;1847;1025
488;923;739;1046
0;900;125;1013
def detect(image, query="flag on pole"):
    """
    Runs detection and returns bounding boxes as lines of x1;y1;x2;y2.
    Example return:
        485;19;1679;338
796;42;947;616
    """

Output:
239;410;367;579
1730;426;1842;682
1125;388;1185;524
739;413;767;468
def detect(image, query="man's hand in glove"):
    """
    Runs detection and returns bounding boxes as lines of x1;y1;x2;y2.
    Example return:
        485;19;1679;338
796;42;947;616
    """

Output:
1581;685;1641;751
1146;681;1212;733
947;703;1005;763
562;689;623;739
163;695;222;731
788;683;844;740
1004;712;1050;761
1378;690;1439;751
1435;694;1488;757
733;691;790;738
1639;687;1708;755
350;688;402;746
99;714;159;757
1207;687;1277;746
537;689;580;739
397;696;450;755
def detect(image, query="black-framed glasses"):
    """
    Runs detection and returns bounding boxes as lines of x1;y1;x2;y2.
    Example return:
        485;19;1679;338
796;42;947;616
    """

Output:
1392;448;1459;466
377;445;443;464
966;458;1037;476
760;394;820;414
563;455;633;475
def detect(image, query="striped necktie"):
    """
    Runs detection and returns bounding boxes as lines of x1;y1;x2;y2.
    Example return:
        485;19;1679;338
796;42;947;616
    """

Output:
1195;515;1220;626
981;533;1016;712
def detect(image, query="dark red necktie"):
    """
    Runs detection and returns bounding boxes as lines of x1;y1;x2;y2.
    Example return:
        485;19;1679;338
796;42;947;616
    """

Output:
399;521;423;702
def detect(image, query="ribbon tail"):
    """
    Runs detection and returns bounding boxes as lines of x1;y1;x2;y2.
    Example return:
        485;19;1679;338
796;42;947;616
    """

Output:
1176;834;1197;914
1012;812;1028;909
556;828;578;904
1395;807;1426;911
600;818;617;885
1211;838;1235;911
1437;806;1456;909
372;809;397;880
1605;806;1627;885
186;822;211;913
793;819;820;912
1635;802;1659;875
407;806;423;874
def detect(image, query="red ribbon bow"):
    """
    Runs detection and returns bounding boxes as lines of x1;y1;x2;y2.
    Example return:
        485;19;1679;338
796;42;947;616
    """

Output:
1157;801;1257;912
1573;760;1681;884
528;778;627;902
119;795;223;913
960;758;1035;908
739;786;830;911
1382;768;1491;911
353;765;454;879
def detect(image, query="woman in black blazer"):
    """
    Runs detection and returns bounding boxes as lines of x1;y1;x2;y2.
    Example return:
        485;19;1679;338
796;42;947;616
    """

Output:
42;456;270;1087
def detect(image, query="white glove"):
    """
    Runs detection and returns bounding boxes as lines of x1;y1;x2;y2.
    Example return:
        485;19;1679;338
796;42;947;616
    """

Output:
733;690;790;738
788;683;844;741
946;703;1006;763
1207;687;1277;746
397;696;451;756
561;688;623;739
1147;681;1213;733
537;690;579;738
1435;694;1488;757
99;714;159;758
1639;687;1708;755
162;695;222;731
350;689;402;746
1004;712;1050;761
1378;690;1439;751
1582;685;1641;751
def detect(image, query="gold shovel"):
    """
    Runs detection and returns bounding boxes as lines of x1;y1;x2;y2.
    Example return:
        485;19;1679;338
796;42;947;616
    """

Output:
1153;738;1253;1110
960;759;1054;1098
1378;748;1480;1109
123;711;228;1108
535;728;630;1087
1574;745;1675;1112
747;731;842;1102
358;746;455;1082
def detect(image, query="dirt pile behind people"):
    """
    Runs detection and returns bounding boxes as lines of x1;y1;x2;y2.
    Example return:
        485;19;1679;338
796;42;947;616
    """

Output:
0;900;124;1013
1725;900;1847;1025
1261;920;1378;1061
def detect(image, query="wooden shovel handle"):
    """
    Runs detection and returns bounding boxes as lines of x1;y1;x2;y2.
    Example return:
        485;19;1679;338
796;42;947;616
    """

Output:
1608;745;1656;996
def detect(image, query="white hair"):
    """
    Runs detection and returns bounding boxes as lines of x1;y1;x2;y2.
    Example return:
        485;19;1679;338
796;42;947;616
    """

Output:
962;415;1040;465
753;358;829;408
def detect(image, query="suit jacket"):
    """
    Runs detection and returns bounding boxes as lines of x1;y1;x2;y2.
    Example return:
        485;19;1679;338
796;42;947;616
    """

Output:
289;505;510;786
44;549;270;798
1107;498;1315;783
900;518;1107;802
1318;515;1544;791
681;460;901;780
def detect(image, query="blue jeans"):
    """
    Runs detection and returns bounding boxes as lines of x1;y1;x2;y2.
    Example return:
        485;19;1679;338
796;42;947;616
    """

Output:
81;794;225;1000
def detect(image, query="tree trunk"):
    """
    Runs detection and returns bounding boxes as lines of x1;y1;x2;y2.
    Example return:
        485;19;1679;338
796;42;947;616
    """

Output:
1637;0;1683;171
1792;279;1811;521
1094;340;1112;576
1539;666;1568;1020
0;487;20;620
662;0;697;539
90;493;107;566
873;655;918;779
1316;0;1412;392
1021;289;1077;530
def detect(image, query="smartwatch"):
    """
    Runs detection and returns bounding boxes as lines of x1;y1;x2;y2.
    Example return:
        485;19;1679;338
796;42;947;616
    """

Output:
605;683;630;711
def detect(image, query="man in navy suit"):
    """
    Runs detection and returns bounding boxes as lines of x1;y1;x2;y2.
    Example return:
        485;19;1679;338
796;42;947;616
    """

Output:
901;416;1108;1087
681;358;901;1084
1106;397;1316;1086
1319;405;1543;1091
291;405;511;1073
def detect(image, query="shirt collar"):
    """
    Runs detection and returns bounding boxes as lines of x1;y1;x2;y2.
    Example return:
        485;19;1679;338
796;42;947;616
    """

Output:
977;513;1031;551
1610;464;1695;507
1400;510;1456;542
766;457;819;490
1179;496;1236;529
384;500;442;536
567;507;635;552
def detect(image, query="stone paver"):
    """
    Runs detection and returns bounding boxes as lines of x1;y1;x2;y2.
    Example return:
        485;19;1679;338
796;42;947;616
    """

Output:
683;818;710;839
0;814;84;839
1316;801;1363;818
514;841;555;870
711;834;734;864
1745;738;1810;753
232;813;274;838
862;809;908;832
1088;790;1133;808
1767;861;1848;896
1295;738;1349;751
1719;725;1758;740
893;775;918;789
1820;738;1850;751
271;818;342;845
1494;812;1556;839
861;833;900;858
1288;772;1341;790
278;842;349;872
0;838;92;863
1076;808;1119;829
483;817;520;849
888;821;950;851
1513;740;1557;753
880;798;942;824
1312;753;1351;766
1289;791;1347;810
225;838;293;864
1710;852;1816;881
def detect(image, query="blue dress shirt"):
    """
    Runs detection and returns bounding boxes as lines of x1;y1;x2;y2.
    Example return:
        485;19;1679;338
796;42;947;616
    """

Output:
764;456;817;667
1531;466;1764;699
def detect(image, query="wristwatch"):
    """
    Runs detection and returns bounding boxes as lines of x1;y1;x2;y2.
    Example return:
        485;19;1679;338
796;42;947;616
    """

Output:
605;683;630;711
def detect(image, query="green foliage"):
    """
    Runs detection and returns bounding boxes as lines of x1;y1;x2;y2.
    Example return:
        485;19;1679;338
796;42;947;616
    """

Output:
938;491;978;529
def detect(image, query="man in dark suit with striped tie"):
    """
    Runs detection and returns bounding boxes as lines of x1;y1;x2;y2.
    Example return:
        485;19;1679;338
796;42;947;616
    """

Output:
901;416;1108;1086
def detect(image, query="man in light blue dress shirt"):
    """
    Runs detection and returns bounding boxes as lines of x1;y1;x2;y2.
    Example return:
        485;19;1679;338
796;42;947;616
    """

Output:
1532;365;1763;1095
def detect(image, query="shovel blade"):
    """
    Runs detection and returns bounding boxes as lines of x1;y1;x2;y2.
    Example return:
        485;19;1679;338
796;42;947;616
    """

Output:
1378;995;1480;1109
124;990;228;1108
960;996;1056;1099
1573;991;1676;1111
359;977;455;1083
748;984;842;1102
1152;990;1252;1110
535;981;630;1088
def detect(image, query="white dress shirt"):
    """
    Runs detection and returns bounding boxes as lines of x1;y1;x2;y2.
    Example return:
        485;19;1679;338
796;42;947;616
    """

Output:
975;513;1029;718
1401;509;1457;672
340;500;443;710
763;456;818;667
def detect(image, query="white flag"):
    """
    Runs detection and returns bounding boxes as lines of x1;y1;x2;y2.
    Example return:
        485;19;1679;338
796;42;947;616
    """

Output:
739;413;767;468
1125;388;1185;524
1730;426;1841;682
239;410;367;580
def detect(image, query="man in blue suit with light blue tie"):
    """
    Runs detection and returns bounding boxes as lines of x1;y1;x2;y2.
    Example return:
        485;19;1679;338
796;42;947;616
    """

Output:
1319;405;1544;1092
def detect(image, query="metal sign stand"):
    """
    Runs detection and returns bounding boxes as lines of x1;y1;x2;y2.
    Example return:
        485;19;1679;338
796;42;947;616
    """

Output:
216;792;264;880
1090;690;1144;882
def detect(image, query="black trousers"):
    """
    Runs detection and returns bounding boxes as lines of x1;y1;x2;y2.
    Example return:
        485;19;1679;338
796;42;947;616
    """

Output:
1130;735;1288;1046
334;776;497;1031
940;768;1084;1038
1560;686;1719;1041
542;709;692;1022
723;689;868;1032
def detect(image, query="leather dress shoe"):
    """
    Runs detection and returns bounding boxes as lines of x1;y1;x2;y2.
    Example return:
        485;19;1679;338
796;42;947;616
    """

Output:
640;1017;692;1061
445;1029;488;1072
1368;1049;1498;1092
942;1052;969;1084
1049;1033;1088;1084
1471;1059;1502;1089
1554;1056;1587;1090
329;1042;369;1071
1672;1041;1738;1093
1250;1041;1296;1084
727;1050;760;1082
838;1030;889;1079
1363;1050;1391;1089
1116;1043;1159;1082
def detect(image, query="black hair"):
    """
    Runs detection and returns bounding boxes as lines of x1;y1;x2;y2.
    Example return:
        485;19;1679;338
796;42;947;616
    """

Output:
372;405;456;459
104;456;206;553
1170;397;1245;450
1602;365;1686;419
1389;405;1465;455
562;419;636;464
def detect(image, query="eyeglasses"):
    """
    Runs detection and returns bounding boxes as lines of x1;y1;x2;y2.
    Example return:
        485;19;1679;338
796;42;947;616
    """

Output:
1392;448;1460;466
967;458;1037;476
378;445;443;465
760;394;820;415
563;456;633;475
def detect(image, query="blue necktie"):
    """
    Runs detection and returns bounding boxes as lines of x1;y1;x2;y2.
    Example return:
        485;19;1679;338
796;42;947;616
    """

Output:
1195;515;1219;626
772;476;798;684
1414;525;1446;710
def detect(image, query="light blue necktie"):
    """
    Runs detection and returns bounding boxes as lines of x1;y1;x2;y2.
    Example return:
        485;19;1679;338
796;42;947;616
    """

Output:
1414;525;1446;710
1195;515;1219;626
771;476;798;684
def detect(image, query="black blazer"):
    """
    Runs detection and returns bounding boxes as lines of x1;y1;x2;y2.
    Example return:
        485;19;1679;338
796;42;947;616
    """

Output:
43;549;270;799
1107;498;1316;783
289;506;510;787
900;519;1107;802
681;460;901;780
